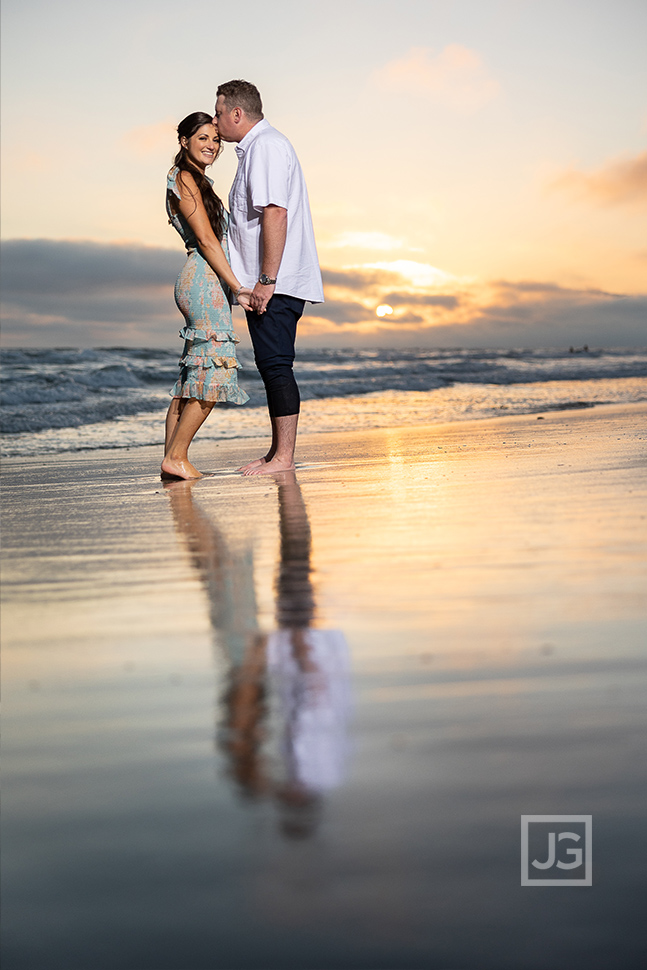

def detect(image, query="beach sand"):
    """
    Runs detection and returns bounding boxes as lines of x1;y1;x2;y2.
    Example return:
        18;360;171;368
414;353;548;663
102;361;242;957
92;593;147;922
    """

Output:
2;402;646;970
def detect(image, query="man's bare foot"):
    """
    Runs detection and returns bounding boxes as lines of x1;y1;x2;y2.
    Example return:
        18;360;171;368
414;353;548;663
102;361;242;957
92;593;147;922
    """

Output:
243;457;296;476
161;457;203;480
236;456;267;473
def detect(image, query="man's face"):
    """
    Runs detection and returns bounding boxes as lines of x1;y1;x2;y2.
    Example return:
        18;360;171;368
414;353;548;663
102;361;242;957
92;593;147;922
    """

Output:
214;95;238;142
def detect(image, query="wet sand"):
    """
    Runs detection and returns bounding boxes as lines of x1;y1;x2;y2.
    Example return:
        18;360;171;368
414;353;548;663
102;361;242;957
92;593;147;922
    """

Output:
2;403;647;970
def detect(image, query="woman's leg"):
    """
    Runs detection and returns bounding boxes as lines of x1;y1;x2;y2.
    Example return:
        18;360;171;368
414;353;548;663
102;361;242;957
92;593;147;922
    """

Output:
165;397;185;452
161;397;214;480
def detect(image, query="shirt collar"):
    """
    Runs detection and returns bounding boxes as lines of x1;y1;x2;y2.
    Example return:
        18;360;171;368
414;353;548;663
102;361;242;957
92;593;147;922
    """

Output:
235;118;271;157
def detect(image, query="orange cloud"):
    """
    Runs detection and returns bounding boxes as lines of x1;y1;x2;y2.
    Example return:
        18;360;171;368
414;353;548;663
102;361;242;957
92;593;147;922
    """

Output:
551;150;647;206
301;268;638;345
373;45;500;110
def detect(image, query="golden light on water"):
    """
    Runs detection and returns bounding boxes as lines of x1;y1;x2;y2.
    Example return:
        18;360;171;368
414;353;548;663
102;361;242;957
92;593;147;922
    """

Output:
376;305;394;317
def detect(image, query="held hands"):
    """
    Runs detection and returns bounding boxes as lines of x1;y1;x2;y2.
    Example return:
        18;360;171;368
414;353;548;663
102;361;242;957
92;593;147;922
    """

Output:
250;281;275;315
235;286;253;311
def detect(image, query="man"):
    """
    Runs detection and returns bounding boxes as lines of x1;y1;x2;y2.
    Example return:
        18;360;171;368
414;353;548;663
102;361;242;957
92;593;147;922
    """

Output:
214;80;324;475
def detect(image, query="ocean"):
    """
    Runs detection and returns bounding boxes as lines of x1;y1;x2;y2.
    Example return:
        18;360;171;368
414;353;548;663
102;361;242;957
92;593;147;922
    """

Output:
1;346;646;457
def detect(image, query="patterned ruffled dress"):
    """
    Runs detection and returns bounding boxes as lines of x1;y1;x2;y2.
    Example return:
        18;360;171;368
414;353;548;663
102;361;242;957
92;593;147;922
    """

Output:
166;166;249;405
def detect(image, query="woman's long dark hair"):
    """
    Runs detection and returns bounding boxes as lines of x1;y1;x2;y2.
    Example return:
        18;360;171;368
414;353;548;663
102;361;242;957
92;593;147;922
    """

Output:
174;112;225;241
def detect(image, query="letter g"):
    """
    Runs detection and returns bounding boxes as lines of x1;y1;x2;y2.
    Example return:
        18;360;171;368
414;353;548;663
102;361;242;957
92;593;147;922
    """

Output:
556;831;583;869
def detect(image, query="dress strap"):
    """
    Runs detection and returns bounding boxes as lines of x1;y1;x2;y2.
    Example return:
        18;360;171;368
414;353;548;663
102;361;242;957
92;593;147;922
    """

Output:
167;166;182;201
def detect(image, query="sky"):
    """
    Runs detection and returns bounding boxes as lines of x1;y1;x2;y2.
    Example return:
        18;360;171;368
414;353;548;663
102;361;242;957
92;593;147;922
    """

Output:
1;0;646;349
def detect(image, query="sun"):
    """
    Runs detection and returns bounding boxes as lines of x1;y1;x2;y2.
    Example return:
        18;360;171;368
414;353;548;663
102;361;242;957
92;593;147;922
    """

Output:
376;304;393;317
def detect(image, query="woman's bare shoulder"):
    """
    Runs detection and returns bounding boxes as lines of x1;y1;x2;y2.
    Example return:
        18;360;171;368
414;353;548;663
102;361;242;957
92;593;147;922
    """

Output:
175;168;199;197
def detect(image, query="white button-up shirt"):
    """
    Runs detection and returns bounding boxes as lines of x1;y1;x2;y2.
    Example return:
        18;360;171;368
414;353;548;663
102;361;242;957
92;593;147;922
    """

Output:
227;120;324;303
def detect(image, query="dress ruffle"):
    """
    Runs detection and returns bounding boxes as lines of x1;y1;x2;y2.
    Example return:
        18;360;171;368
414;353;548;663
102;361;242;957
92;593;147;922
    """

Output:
172;329;249;404
179;353;241;369
179;327;241;343
170;375;250;405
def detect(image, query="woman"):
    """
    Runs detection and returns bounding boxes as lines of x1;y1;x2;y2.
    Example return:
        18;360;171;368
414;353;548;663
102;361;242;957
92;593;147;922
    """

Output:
162;112;252;480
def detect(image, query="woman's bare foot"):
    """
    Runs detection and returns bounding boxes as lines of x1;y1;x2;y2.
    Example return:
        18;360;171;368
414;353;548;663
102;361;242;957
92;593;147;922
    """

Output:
161;456;203;480
243;456;296;476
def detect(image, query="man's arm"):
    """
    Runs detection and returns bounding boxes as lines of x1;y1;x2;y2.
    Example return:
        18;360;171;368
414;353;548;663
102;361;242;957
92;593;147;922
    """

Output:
249;204;288;314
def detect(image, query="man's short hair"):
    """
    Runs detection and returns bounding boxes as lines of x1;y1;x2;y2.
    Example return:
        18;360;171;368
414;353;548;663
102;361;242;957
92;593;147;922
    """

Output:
216;80;263;120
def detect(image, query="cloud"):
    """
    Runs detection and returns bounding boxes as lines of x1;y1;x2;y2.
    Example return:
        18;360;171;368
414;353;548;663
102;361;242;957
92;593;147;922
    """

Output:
320;268;388;291
550;150;647;207
328;231;407;251
471;279;628;329
373;45;500;111
321;263;468;293
359;260;467;287
491;280;624;299
458;294;647;349
2;239;645;350
443;279;646;347
2;239;182;294
381;292;461;309
1;239;186;347
313;264;465;330
300;293;647;349
306;300;376;324
302;273;647;348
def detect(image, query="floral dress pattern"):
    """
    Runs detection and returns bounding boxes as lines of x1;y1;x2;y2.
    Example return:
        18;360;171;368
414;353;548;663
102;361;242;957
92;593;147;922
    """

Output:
166;167;249;405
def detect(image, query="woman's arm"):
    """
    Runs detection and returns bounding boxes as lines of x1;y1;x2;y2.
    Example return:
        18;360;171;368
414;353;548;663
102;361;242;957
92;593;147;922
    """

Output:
174;171;250;303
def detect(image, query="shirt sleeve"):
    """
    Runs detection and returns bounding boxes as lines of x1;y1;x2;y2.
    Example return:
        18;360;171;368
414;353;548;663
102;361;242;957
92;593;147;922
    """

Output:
246;138;291;211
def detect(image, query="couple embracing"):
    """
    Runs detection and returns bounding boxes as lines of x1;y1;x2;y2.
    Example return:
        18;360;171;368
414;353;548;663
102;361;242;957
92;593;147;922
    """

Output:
162;80;323;480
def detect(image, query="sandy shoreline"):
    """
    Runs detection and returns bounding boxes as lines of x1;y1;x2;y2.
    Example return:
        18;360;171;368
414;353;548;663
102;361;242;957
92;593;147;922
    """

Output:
3;401;647;970
4;401;646;660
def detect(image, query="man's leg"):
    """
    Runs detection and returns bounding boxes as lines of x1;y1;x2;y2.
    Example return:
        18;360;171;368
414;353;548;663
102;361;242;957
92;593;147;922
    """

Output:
239;295;304;475
242;413;299;476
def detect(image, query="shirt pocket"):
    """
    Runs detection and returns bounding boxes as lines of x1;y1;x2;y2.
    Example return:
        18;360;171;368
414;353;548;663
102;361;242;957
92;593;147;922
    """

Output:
229;178;249;213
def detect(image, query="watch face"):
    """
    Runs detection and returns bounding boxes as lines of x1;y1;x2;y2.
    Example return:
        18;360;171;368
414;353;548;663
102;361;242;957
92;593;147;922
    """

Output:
259;274;276;285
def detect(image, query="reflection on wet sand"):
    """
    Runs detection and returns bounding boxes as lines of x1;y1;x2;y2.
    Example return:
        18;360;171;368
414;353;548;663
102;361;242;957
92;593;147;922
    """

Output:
166;474;351;838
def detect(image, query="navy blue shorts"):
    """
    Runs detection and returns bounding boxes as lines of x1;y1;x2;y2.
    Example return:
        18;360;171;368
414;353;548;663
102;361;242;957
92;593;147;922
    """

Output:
245;294;305;417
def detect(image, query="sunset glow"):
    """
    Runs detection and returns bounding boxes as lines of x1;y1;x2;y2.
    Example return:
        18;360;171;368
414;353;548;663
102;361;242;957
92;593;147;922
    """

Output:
1;0;645;349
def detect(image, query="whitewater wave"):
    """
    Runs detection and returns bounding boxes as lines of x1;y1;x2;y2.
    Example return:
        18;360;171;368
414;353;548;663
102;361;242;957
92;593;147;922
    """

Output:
1;346;645;455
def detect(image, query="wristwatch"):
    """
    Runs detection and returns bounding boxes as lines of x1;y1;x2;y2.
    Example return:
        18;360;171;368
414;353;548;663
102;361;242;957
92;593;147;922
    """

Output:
258;273;277;285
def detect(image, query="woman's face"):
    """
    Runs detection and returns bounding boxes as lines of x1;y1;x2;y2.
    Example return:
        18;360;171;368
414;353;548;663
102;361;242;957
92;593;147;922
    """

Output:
182;124;221;170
